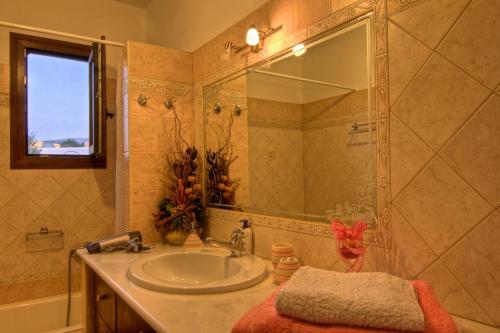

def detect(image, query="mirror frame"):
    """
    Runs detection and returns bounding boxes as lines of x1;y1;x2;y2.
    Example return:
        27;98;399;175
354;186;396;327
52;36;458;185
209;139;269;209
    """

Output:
195;0;390;248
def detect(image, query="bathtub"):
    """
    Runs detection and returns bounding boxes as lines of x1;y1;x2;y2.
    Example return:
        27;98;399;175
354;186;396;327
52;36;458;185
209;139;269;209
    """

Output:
0;293;82;333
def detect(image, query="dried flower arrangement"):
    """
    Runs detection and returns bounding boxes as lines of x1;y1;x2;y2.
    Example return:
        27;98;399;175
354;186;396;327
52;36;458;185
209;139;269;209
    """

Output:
154;105;203;238
206;112;240;207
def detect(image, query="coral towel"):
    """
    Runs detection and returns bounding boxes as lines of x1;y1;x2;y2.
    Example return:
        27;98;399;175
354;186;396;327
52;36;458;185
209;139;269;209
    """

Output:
231;280;458;333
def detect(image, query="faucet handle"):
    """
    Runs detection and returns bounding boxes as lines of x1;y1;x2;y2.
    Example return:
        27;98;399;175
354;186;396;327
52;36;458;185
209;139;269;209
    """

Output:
230;228;244;245
240;219;251;228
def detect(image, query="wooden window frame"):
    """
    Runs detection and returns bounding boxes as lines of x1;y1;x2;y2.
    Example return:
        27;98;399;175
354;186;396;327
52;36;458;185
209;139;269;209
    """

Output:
10;33;107;169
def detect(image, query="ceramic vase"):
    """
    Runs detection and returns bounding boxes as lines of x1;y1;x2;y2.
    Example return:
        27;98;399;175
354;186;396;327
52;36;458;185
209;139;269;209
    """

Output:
273;257;300;285
271;243;294;268
182;233;204;249
163;230;190;246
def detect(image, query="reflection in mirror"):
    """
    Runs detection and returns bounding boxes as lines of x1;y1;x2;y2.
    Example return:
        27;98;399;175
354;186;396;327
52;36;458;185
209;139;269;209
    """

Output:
204;18;377;227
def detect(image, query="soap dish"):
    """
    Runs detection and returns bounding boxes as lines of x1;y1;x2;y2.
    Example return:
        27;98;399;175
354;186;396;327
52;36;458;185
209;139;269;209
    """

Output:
182;233;204;249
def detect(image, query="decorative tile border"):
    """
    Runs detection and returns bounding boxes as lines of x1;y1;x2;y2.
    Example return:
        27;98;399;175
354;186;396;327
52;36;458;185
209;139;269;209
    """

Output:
207;208;333;239
197;0;392;248
386;0;429;16
128;77;193;97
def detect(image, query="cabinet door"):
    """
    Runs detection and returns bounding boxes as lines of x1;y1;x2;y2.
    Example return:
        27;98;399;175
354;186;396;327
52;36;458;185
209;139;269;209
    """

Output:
116;297;155;333
96;313;114;333
95;275;116;332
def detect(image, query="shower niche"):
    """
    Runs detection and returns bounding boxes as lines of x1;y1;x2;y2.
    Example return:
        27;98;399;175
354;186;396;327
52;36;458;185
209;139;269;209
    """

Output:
203;15;390;247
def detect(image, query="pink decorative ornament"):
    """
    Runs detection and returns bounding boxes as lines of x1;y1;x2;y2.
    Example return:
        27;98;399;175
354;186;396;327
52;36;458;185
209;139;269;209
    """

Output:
330;219;367;272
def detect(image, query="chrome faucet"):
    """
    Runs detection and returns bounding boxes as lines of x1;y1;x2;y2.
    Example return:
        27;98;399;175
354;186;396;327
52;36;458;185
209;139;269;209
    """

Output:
205;229;244;257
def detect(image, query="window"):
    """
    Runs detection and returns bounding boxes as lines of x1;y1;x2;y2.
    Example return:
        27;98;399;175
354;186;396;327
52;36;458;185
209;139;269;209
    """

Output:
10;33;106;168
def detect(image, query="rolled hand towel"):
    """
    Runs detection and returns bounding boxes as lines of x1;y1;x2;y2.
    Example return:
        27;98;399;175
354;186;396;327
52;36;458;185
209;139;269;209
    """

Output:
275;266;425;332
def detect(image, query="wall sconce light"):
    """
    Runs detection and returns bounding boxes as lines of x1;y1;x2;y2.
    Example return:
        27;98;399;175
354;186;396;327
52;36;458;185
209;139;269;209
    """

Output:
246;26;260;47
292;43;306;57
224;24;282;54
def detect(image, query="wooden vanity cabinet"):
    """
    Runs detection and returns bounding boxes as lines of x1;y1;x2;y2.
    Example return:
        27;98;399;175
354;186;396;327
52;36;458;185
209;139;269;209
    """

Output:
83;265;155;333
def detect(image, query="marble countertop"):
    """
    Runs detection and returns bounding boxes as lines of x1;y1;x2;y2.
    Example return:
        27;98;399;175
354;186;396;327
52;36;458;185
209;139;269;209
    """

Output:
77;245;277;333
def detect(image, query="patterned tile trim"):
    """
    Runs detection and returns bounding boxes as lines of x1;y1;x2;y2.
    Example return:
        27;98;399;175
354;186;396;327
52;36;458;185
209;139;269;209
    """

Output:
386;0;430;16
128;77;193;97
207;208;333;238
207;207;386;245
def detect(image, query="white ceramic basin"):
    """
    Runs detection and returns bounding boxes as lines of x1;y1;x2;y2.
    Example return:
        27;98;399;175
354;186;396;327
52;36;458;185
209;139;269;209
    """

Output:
128;248;267;294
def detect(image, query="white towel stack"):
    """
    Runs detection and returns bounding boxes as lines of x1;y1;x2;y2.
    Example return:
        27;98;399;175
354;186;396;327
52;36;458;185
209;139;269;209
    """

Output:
275;266;425;332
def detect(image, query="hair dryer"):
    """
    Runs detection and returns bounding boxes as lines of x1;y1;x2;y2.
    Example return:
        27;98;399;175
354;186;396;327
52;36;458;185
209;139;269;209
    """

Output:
85;231;142;254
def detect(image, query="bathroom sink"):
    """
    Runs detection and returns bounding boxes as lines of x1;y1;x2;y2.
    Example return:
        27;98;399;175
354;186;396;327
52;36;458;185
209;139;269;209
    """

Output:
127;248;267;294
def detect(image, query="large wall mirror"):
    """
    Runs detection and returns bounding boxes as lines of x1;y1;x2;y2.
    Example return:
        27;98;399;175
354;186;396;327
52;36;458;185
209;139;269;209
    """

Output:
203;14;390;247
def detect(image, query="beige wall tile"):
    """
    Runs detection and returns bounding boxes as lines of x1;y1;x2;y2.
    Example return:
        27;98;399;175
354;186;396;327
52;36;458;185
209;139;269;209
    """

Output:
330;0;359;13
0;103;8;137
418;260;494;324
130;186;164;243
52;230;86;265
0;193;43;230
443;210;500;324
22;175;65;209
12;279;49;302
394;157;491;255
19;255;65;282
0;169;37;190
48;169;86;190
88;190;116;223
32;211;65;233
68;171;102;207
0;282;15;305
129;152;169;188
390;0;470;49
392;53;489;151
0;221;17;254
387;21;432;105
48;192;87;225
0;133;9;169
0;175;18;207
0;234;38;283
438;0;500;89
441;94;500;206
128;116;168;152
0;63;8;94
89;169;116;194
390;114;434;197
366;207;436;279
128;41;193;84
68;210;107;244
294;0;331;32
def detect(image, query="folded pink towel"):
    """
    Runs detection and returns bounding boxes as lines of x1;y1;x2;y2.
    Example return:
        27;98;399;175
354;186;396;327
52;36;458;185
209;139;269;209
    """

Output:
231;280;458;333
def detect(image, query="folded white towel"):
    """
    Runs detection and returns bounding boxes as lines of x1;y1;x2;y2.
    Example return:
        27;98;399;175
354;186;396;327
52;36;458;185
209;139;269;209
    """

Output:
275;266;425;332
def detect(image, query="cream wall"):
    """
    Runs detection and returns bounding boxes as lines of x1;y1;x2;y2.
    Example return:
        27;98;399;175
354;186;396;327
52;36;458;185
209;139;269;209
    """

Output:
193;0;500;327
0;0;147;77
146;0;270;52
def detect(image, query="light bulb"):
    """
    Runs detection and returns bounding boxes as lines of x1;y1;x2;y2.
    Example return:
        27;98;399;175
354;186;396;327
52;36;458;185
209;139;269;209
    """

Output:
246;27;260;46
292;43;306;57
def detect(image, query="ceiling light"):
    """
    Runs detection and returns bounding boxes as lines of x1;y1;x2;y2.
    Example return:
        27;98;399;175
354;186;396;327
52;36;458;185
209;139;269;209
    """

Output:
292;43;306;57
